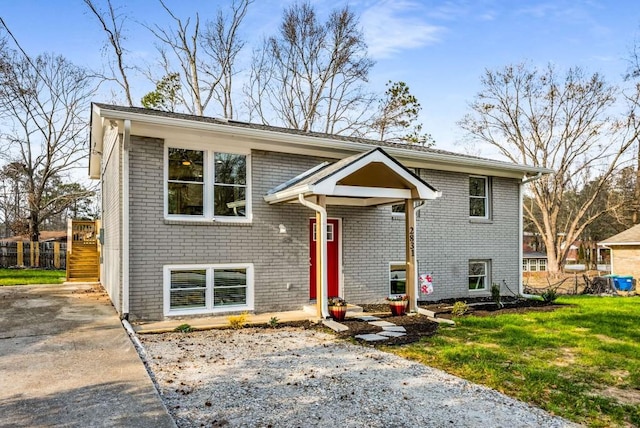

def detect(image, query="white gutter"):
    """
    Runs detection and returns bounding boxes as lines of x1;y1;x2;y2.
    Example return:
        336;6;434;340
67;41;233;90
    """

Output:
297;194;330;319
122;120;131;317
519;172;544;299
412;201;427;311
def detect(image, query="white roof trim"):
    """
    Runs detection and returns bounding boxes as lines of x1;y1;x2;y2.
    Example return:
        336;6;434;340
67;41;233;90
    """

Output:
91;104;553;178
265;148;441;205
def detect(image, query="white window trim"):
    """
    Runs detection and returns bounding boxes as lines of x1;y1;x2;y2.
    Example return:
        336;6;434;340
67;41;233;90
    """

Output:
389;261;407;297
539;259;547;271
164;143;252;223
163;263;254;316
469;175;490;220
469;260;489;292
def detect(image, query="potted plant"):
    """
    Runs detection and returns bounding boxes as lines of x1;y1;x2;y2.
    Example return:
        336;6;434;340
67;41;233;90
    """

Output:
386;294;409;316
327;297;347;321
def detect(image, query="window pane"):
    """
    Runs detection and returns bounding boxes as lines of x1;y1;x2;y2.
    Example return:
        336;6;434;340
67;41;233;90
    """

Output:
214;186;246;216
469;262;486;276
469;261;487;290
214;287;247;306
539;259;547;271
469;177;486;197
392;204;405;214
390;264;406;295
469;276;485;290
530;260;538;271
171;289;206;309
214;268;247;306
215;153;246;185
170;270;206;309
214;268;247;287
168;182;204;215
168;148;204;182
469;197;486;217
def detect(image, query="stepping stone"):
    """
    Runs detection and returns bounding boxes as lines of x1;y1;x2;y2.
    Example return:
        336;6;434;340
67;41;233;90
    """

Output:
354;333;388;341
379;331;406;338
369;320;396;327
382;326;406;332
322;319;349;332
355;315;381;321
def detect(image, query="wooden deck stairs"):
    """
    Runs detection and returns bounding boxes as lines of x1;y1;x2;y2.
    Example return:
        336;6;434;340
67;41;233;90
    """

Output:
66;220;100;282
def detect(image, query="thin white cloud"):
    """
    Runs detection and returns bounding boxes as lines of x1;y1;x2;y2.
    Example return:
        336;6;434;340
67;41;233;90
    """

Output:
360;1;443;59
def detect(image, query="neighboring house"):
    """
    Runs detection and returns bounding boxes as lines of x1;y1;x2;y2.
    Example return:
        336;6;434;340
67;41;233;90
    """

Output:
599;224;640;279
522;251;547;276
89;104;550;321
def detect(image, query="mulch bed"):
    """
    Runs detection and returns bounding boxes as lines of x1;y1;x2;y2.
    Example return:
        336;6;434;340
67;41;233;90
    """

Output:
419;297;565;318
336;313;439;346
322;298;564;346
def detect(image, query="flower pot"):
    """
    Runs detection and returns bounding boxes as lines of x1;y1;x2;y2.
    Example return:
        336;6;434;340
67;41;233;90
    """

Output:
389;300;408;316
328;305;347;321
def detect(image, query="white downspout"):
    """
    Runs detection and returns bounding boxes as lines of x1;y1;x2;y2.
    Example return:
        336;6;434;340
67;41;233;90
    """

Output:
412;201;427;311
298;194;330;319
122;120;131;317
520;173;543;299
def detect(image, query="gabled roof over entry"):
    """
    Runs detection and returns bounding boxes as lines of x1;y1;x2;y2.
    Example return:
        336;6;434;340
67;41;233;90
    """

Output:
264;148;441;206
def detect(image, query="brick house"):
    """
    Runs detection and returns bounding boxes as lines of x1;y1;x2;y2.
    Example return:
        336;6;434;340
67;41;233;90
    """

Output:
89;103;550;321
599;223;640;280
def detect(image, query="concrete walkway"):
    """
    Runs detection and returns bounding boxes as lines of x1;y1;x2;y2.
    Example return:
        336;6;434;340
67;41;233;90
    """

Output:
0;283;175;428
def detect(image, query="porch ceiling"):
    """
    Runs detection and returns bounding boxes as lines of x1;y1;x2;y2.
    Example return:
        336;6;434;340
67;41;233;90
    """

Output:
264;148;441;206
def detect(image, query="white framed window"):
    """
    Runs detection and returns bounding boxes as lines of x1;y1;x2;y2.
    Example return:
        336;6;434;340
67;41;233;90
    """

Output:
530;259;538;272
165;145;251;222
539;259;547;271
389;262;406;296
469;260;490;291
523;259;529;272
469;176;490;219
163;263;254;316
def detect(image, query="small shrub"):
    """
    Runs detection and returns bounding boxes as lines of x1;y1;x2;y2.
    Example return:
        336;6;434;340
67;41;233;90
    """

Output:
451;301;469;317
228;311;249;329
541;289;558;303
174;323;193;333
268;316;279;328
491;283;503;308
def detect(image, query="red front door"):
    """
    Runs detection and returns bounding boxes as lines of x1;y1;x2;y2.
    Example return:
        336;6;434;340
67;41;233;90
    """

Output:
310;218;340;299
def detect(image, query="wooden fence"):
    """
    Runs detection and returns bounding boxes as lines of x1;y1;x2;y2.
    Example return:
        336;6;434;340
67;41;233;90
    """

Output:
0;241;67;269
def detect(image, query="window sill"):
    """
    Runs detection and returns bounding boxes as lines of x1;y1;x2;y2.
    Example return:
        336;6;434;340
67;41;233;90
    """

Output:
165;305;253;317
164;218;253;226
469;218;493;224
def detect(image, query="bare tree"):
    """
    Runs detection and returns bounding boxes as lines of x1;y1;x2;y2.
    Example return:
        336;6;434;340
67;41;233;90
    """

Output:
146;0;252;117
203;0;252;119
0;43;96;245
245;2;374;135
460;63;640;275
624;37;640;223
83;0;134;106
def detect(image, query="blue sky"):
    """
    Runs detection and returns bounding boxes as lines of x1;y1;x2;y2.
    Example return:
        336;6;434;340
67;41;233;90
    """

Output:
2;0;639;156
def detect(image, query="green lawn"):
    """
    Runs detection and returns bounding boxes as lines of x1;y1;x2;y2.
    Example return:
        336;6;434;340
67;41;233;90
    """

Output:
0;268;66;285
391;296;640;427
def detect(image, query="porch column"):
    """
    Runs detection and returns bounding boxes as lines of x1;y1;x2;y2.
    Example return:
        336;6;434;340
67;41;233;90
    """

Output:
405;199;416;312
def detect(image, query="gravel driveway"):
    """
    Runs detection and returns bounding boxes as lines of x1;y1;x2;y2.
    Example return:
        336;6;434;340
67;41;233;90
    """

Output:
140;327;578;428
